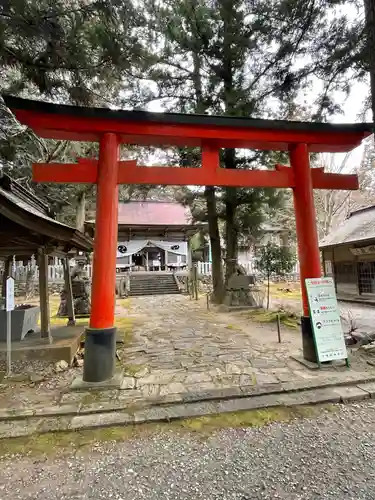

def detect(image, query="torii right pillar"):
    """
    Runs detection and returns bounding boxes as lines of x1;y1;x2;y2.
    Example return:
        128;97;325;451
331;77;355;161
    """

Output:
290;143;321;362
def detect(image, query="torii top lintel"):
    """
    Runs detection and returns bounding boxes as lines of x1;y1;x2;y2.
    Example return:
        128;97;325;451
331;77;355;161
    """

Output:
3;95;373;153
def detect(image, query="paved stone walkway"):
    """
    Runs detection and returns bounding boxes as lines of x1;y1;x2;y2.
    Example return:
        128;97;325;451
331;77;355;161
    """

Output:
1;294;375;416
100;294;375;405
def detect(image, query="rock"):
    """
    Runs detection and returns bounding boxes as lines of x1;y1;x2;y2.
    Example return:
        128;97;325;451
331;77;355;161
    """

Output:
360;342;375;351
29;373;45;383
54;360;69;373
7;373;29;382
120;377;136;390
133;367;149;378
353;331;375;346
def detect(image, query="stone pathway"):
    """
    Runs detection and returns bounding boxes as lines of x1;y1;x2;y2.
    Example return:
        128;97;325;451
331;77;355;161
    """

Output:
0;294;374;418
103;294;375;405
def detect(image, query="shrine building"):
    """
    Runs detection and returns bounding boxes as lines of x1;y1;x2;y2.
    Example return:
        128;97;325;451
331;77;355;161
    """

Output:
85;200;203;272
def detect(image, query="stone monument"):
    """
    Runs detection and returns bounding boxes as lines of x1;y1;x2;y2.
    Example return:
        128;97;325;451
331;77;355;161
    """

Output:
222;265;258;311
57;258;91;318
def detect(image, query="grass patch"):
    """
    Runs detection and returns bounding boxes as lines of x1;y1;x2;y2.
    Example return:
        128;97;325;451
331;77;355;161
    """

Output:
0;404;336;459
117;298;130;308
225;324;241;331
269;284;301;300
248;309;299;329
122;363;147;376
176;405;326;433
114;316;134;344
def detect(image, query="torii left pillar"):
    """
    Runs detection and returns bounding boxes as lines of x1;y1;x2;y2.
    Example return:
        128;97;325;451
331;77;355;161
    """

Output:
83;133;119;382
290;144;321;363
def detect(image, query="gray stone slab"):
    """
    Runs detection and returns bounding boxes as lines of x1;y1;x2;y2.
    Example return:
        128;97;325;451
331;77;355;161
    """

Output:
278;388;341;405
254;373;280;385
79;401;125;414
70;411;133;430
290;355;320;370
70;371;124;391
34;404;80;417
216;395;279;413
0;419;41;438
159;382;185;396
357;381;375;397
241;383;284;397
333;386;370;403
0;408;34;421
180;386;243;403
37;416;72;433
120;377;136;390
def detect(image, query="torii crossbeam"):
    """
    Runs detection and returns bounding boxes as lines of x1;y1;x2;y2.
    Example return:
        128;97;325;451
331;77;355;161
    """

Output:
3;94;373;385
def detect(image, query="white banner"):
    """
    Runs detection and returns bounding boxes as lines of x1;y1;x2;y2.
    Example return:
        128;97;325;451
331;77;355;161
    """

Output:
305;277;347;363
117;240;187;258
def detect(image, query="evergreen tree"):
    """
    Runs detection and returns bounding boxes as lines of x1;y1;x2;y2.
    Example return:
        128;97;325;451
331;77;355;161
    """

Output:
0;0;151;224
140;0;359;300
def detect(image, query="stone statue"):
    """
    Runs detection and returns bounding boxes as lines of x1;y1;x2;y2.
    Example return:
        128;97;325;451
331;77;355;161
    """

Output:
223;269;256;309
57;259;91;318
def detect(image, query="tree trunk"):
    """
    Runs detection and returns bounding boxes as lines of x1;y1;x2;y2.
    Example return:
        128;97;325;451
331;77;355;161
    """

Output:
267;273;270;310
204;186;225;303
225;195;238;283
224;149;238;284
365;0;375;124
76;191;86;232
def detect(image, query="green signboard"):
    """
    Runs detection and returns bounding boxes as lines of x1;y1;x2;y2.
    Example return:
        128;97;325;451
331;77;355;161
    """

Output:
305;277;348;364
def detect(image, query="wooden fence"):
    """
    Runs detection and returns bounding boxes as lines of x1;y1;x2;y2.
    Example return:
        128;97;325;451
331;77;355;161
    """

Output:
4;261;300;283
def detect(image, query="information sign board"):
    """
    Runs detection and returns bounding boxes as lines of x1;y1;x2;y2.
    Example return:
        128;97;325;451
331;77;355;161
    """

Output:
305;277;347;363
6;277;14;312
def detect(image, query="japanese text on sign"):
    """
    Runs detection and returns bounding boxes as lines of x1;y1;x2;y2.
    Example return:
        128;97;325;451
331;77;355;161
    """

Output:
305;277;347;363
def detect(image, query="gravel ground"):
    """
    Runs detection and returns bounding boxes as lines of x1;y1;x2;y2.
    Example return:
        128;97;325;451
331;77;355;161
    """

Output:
1;402;375;499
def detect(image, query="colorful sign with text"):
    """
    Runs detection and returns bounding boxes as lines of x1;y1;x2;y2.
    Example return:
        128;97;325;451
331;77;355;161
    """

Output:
305;277;347;363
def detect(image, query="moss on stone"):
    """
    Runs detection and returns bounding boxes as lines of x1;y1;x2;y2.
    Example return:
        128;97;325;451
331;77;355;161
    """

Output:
248;309;299;330
122;363;147;376
0;404;336;459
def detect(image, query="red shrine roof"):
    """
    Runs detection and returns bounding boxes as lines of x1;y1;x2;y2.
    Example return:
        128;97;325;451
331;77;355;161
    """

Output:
117;201;192;226
86;201;197;229
3;96;373;153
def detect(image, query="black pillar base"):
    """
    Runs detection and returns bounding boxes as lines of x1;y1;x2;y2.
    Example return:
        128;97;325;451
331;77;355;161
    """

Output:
301;316;318;363
83;327;116;383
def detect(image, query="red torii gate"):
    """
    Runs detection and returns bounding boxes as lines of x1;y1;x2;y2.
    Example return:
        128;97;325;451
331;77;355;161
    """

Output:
3;95;373;385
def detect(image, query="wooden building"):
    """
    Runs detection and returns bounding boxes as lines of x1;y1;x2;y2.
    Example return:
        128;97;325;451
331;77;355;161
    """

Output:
0;172;93;360
86;200;204;272
320;205;375;301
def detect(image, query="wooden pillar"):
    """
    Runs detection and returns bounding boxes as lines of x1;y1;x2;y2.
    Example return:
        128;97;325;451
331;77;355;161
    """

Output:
290;143;321;362
83;133;119;383
63;257;75;326
37;249;51;342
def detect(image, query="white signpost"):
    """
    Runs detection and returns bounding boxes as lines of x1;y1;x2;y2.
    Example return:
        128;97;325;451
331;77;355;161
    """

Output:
305;277;348;367
5;277;15;376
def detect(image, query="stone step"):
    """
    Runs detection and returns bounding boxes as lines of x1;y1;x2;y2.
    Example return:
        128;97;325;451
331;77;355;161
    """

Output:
129;290;180;296
130;281;176;286
129;275;179;296
130;288;179;293
130;277;176;282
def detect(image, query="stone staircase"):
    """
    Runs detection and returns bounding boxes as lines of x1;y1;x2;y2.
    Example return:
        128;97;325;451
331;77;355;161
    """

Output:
129;273;180;296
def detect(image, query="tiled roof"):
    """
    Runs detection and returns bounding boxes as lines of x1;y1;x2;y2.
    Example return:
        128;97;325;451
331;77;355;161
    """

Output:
320;205;375;248
117;201;193;226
